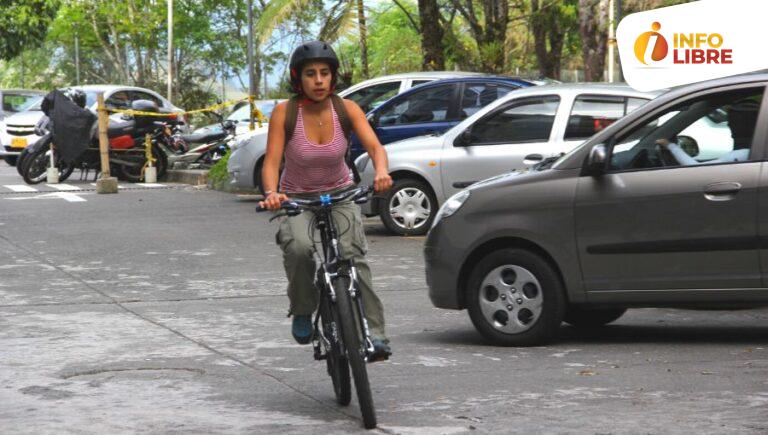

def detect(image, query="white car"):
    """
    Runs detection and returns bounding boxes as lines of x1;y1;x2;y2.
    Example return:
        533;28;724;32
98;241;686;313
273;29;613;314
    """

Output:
356;83;666;236
0;85;185;166
226;71;493;191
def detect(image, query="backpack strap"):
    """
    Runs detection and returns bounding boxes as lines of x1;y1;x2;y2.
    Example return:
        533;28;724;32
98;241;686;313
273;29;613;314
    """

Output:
283;95;300;144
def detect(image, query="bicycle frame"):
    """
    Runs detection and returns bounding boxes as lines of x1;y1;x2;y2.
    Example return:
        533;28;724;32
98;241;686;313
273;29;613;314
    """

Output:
310;195;376;360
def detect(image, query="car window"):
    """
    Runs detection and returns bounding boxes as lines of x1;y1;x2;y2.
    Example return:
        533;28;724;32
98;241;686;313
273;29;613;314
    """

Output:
377;84;455;126
467;96;560;145
105;91;131;109
564;95;649;141
345;81;401;113
459;84;515;119
609;87;764;172
3;93;41;112
132;91;163;108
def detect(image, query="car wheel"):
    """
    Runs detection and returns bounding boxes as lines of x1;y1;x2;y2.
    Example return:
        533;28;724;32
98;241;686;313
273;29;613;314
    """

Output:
379;178;436;236
563;306;626;328
5;156;17;166
466;248;565;346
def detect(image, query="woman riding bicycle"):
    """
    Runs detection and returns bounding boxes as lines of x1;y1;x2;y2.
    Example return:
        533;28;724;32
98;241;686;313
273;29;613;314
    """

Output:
259;41;393;359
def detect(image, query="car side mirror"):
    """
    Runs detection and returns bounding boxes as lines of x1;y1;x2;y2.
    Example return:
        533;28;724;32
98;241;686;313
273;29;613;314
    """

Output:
454;128;472;147
677;135;699;157
586;144;607;176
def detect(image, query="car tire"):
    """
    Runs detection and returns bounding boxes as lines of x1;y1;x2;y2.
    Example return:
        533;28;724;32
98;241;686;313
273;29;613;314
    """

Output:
563;306;626;328
466;248;565;346
379;178;437;236
5;156;17;166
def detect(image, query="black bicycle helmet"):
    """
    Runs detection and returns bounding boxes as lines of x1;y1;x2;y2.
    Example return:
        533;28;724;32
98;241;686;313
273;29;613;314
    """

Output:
289;40;339;92
61;87;87;108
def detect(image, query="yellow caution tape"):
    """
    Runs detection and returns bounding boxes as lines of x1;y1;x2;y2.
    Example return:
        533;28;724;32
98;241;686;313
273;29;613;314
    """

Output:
105;96;269;126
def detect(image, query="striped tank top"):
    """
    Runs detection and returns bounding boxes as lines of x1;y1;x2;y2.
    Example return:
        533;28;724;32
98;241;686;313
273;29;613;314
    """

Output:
279;102;353;194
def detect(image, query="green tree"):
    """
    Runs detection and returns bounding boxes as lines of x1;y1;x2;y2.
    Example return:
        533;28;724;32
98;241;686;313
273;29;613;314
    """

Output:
0;0;59;61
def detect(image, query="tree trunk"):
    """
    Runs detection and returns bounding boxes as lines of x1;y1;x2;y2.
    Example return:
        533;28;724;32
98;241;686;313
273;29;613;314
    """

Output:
356;0;369;79
417;0;444;71
579;0;609;81
531;0;566;80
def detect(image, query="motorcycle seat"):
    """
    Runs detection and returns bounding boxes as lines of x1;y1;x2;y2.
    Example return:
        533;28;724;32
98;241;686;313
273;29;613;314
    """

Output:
179;131;227;144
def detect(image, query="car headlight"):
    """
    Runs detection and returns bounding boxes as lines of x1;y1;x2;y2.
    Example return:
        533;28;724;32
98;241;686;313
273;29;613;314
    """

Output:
432;190;470;228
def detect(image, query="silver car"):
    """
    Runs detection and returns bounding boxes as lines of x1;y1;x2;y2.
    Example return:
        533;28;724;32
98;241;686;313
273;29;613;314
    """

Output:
226;71;494;191
425;73;768;346
0;85;184;166
357;84;659;236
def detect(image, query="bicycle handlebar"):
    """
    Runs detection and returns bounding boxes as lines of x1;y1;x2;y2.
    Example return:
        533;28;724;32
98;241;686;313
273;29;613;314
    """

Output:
255;185;373;213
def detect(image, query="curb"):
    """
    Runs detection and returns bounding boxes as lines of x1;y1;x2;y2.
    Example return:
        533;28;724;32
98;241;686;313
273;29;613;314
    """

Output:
164;169;208;186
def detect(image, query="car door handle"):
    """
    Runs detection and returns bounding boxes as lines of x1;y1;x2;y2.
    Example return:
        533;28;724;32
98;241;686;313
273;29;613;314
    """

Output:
453;181;477;188
523;154;543;165
703;182;741;201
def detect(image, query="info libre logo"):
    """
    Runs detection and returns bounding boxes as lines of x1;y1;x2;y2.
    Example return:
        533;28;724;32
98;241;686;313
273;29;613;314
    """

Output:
633;22;733;65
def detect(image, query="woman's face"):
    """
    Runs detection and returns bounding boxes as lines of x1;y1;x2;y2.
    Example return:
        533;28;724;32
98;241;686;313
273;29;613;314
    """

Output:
300;61;333;102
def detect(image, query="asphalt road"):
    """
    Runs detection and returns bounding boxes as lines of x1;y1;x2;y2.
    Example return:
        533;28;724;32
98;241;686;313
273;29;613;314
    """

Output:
1;162;768;434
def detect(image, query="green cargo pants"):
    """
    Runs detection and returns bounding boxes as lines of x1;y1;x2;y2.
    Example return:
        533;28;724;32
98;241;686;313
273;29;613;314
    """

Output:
275;190;387;341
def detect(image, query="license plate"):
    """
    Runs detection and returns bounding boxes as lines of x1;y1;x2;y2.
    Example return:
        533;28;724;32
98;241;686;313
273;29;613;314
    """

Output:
10;137;27;149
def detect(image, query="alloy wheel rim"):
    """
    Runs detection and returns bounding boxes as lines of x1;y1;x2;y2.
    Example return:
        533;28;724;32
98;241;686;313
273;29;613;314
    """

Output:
388;187;432;230
478;264;543;334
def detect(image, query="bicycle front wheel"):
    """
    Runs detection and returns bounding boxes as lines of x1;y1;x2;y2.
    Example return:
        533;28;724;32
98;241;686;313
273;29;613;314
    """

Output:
334;275;377;429
319;296;351;405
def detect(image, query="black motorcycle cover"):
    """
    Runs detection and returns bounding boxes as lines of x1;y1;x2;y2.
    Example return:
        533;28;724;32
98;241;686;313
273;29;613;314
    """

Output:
42;90;97;164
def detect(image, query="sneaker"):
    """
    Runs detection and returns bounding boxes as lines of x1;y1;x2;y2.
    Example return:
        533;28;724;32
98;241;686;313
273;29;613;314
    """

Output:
369;339;391;362
292;315;312;344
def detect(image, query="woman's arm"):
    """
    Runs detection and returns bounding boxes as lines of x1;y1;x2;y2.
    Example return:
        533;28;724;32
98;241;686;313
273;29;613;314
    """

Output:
259;101;289;210
343;99;393;193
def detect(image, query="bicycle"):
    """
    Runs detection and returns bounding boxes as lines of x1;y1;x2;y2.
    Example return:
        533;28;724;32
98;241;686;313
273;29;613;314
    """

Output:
256;185;381;429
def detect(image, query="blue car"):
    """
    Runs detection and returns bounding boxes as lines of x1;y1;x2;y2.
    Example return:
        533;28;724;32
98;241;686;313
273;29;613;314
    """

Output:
350;77;535;158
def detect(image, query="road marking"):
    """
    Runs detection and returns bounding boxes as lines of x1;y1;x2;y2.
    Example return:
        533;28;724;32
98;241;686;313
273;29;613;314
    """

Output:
47;183;82;191
135;183;165;188
4;185;37;192
5;192;87;203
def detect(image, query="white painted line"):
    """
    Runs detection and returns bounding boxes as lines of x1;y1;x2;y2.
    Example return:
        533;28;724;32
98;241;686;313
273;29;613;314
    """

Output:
47;183;81;191
5;192;86;203
4;185;37;192
135;183;166;188
117;184;126;189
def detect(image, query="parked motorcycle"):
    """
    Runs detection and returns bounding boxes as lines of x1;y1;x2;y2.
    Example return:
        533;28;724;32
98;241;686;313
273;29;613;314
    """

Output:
22;98;171;184
158;113;237;169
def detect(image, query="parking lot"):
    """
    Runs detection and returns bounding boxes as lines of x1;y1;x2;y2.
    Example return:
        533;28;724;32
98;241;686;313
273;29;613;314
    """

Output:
1;163;768;434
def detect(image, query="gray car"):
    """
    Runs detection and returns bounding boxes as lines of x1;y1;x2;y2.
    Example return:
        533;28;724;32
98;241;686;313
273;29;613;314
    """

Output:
425;72;768;346
356;84;659;236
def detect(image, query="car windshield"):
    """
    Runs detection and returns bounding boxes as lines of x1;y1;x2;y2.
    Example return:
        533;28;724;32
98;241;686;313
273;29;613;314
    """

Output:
227;101;277;121
3;93;42;112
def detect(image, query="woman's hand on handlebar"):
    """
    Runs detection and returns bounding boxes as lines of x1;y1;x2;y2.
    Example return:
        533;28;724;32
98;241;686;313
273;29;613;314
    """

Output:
259;192;289;211
373;170;393;194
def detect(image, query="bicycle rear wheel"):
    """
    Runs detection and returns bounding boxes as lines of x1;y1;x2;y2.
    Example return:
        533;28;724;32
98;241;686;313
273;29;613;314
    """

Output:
334;275;377;429
319;296;351;405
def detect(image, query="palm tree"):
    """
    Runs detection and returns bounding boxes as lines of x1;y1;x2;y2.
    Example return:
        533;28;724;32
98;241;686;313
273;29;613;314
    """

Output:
256;0;370;79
